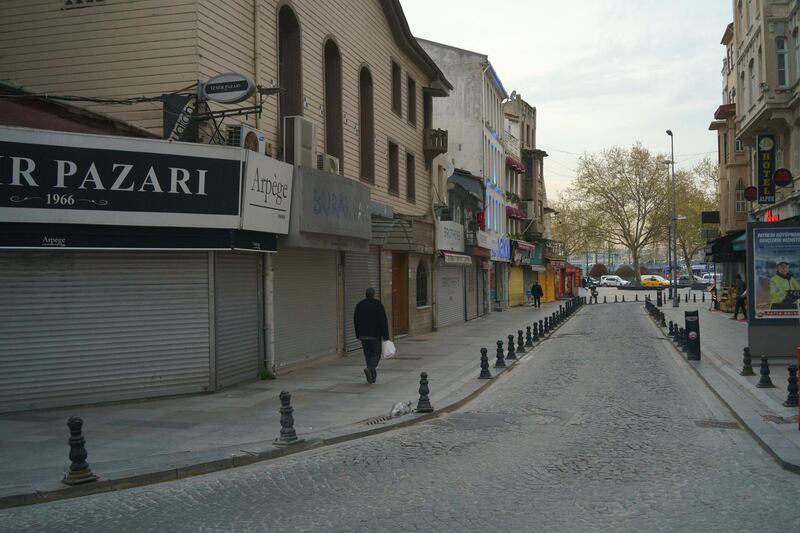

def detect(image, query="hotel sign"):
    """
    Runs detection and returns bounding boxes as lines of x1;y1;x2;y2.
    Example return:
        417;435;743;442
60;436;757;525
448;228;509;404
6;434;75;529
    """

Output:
757;134;775;205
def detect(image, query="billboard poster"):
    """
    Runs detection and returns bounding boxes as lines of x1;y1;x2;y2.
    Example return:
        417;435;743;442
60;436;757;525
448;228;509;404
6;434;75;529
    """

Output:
756;134;776;205
749;223;800;322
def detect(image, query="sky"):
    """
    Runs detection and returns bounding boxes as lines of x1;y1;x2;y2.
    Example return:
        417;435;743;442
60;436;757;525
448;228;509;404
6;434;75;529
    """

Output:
400;0;731;198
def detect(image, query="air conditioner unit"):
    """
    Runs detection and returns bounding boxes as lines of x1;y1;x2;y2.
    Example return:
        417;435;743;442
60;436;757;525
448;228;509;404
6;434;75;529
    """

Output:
226;124;267;154
283;115;315;168
316;153;341;174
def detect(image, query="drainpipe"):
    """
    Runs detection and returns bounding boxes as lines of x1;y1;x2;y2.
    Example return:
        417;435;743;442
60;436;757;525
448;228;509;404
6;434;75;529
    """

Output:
253;0;262;130
431;198;439;332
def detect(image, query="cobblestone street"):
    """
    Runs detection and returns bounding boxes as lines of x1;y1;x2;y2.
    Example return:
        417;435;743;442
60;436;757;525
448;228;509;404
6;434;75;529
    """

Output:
4;303;800;532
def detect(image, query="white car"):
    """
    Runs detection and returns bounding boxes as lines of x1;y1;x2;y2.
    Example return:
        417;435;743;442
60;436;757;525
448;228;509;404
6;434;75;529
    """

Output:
600;275;630;287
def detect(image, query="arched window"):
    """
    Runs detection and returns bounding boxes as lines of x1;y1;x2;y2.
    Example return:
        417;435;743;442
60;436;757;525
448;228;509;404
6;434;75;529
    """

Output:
323;39;343;167
416;261;428;307
278;6;302;148
359;66;374;182
748;59;756;106
735;180;745;213
776;37;788;87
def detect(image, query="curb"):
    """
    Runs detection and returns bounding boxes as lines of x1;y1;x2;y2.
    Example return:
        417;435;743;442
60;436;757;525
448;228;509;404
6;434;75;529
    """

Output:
0;302;584;509
643;305;800;475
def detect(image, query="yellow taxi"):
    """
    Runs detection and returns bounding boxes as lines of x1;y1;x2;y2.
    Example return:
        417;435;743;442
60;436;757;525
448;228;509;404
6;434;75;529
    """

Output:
642;275;671;287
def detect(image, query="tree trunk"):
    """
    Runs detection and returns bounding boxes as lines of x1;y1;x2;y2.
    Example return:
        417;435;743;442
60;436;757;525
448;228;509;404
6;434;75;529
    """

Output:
631;248;642;285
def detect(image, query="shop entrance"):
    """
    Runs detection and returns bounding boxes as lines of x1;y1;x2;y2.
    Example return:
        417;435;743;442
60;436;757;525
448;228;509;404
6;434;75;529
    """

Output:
392;252;409;335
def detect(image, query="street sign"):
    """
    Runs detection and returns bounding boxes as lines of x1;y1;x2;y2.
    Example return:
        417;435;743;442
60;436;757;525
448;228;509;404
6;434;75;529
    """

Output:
202;73;256;104
774;168;793;188
744;186;758;202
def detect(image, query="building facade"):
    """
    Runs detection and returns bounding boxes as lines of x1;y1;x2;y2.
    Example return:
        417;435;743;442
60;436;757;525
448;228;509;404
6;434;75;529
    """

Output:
0;0;451;411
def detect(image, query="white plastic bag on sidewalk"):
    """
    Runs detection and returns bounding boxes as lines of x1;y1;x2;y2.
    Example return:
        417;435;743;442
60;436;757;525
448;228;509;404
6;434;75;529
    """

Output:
382;340;396;358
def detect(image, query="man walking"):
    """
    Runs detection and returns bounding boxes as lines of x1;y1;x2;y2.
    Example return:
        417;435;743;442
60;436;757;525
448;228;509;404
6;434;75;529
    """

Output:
531;280;544;309
354;287;389;384
730;273;747;321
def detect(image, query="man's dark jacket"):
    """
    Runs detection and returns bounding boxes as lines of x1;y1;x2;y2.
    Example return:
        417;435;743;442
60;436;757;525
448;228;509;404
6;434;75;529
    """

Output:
354;297;390;340
531;284;544;297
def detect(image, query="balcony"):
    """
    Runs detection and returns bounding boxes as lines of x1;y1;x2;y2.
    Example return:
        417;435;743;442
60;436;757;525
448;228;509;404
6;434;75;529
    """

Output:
424;128;448;162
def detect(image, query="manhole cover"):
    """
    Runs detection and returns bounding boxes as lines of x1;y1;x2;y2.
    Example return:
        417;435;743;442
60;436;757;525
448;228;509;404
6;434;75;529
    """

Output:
694;419;741;430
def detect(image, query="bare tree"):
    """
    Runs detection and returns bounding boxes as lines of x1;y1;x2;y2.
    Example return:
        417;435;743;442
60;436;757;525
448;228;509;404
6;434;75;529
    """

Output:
569;144;669;284
674;169;718;275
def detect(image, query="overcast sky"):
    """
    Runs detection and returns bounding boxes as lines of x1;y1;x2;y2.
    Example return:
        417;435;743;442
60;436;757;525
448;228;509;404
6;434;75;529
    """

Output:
400;0;731;198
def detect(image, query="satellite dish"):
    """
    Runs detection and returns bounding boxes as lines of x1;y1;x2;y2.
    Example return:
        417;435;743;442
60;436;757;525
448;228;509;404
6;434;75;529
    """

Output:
446;161;455;178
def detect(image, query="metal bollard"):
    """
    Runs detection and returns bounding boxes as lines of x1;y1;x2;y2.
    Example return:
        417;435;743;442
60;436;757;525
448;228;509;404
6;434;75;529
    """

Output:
63;416;98;485
740;347;755;376
479;347;492;379
660;311;666;328
533;323;540;342
539;319;545;335
525;326;533;347
668;320;674;336
685;293;689;303
784;365;798;407
604;295;607;304
622;294;626;303
517;330;526;354
495;340;506;368
635;294;639;302
414;372;434;413
274;391;303;446
702;292;705;302
507;334;517;360
693;293;697;303
614;294;618;303
756;357;775;388
684;310;700;360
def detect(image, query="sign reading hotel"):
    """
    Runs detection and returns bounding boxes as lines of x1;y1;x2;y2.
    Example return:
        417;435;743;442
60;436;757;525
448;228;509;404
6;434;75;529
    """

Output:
0;126;242;229
241;151;293;234
757;134;775;205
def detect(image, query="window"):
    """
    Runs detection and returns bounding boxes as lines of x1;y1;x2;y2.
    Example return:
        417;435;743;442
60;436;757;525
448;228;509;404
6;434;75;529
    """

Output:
407;77;417;126
416;262;428;307
740;72;746;109
735;180;746;213
63;0;104;8
749;60;756;106
391;61;401;115
323;39;343;166
359;67;374;182
747;0;753;29
388;141;399;194
406;152;415;201
795;30;800;83
278;6;302;150
723;132;729;163
735;139;744;151
777;38;789;87
423;93;432;129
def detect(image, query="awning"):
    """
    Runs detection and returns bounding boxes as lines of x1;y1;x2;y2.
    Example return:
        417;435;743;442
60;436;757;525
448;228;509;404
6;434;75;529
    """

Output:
732;232;746;252
442;251;472;266
506;206;526;219
505;155;525;173
513;240;536;251
447;169;485;205
709;230;745;262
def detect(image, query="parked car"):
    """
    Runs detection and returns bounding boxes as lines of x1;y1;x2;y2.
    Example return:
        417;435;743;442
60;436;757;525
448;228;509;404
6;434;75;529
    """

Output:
642;275;671;287
701;273;719;283
600;275;630;287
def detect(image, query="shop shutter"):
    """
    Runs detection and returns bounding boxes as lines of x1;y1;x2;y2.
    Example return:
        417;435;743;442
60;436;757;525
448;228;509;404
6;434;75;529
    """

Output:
344;248;381;352
272;248;337;369
436;259;465;328
0;251;210;413
466;260;478;320
215;252;260;389
509;266;524;306
477;264;486;317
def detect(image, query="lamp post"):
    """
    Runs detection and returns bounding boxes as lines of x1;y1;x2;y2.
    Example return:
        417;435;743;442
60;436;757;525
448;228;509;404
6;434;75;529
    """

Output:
666;130;678;307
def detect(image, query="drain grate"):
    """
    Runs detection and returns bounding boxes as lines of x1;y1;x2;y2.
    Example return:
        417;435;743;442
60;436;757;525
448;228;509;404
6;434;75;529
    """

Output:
763;414;798;425
694;419;741;430
365;415;393;425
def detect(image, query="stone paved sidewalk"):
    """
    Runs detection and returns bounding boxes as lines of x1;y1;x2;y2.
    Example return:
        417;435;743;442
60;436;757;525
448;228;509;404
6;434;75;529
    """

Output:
0;299;573;508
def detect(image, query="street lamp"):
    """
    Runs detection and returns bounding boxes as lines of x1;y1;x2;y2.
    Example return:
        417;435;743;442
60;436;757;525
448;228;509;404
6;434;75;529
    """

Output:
666;130;678;308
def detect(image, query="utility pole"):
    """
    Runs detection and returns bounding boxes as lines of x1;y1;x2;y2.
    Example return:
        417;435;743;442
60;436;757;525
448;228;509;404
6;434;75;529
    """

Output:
667;130;679;307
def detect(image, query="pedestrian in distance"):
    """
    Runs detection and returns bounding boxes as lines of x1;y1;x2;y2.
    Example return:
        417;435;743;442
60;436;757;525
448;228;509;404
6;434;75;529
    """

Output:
730;273;747;321
769;257;800;310
354;287;390;384
531;280;544;309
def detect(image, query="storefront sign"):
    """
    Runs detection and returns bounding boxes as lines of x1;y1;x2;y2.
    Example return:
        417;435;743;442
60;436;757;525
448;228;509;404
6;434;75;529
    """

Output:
0;127;242;229
289;167;372;240
476;230;498;250
757;134;775;204
491;237;511;262
436;220;465;252
748;224;800;322
202;73;256;104
241;151;293;234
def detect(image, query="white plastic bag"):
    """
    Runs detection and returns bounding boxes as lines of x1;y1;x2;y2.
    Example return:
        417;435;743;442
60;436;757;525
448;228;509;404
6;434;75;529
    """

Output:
382;340;396;358
389;401;413;418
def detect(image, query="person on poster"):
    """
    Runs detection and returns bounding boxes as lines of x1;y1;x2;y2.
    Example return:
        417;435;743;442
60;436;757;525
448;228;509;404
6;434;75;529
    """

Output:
769;257;800;310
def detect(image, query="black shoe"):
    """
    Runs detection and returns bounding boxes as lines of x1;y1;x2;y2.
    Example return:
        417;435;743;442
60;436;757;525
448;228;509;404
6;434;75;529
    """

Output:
371;368;377;383
364;368;373;383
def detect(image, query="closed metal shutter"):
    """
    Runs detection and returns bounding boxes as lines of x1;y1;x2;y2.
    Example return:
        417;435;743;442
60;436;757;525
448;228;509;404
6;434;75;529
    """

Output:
344;248;381;352
0;251;210;413
466;260;478;321
215;252;260;389
477;262;486;317
436;259;465;328
273;248;337;369
509;266;524;306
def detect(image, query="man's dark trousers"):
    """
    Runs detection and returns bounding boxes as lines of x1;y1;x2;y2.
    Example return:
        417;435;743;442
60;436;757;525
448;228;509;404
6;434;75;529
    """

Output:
361;338;381;380
533;296;541;308
733;297;746;319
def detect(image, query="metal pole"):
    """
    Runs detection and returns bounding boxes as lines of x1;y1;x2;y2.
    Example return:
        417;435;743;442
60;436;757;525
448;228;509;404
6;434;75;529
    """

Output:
667;130;678;307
